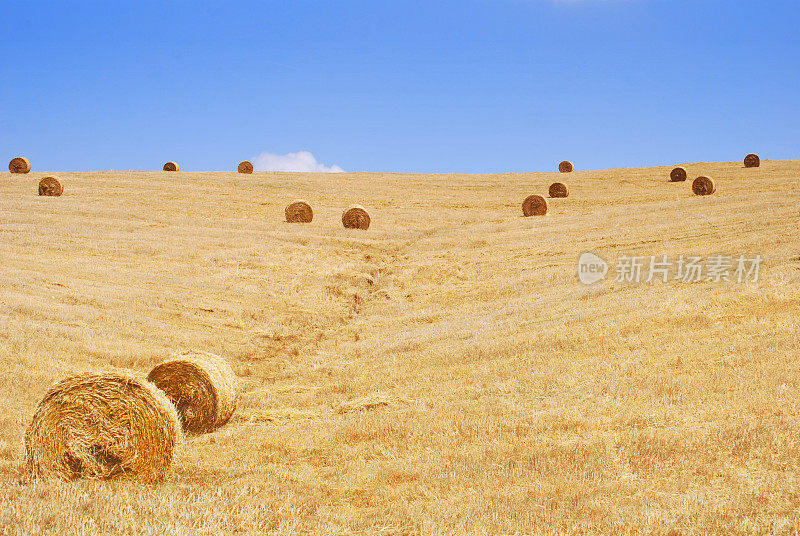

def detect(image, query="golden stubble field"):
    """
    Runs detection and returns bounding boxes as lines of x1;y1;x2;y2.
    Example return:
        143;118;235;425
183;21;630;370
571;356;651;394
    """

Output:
1;160;800;535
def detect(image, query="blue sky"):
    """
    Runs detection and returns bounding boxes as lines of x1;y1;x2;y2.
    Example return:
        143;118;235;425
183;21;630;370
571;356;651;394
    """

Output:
2;0;798;173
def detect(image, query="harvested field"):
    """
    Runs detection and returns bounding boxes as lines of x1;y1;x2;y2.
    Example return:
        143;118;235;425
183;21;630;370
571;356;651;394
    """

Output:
1;160;800;534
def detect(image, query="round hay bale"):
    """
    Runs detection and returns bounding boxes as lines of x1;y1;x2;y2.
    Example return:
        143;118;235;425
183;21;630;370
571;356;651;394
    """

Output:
237;161;254;174
669;167;687;182
285;200;313;223
24;373;180;483
163;162;179;172
9;157;31;174
522;194;548;216
549;182;569;198
147;352;238;435
558;160;574;173
38;177;63;197
692;176;716;196
342;205;370;230
744;154;760;168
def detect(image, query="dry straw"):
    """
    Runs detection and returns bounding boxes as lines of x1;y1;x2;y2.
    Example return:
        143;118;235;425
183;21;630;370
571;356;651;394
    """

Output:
335;392;411;414
238;161;254;174
147;351;238;435
522;194;548;216
669;167;688;182
163;162;179;172
24;372;181;483
9;157;31;174
38;177;63;197
744;154;760;168
342;205;371;230
549;182;569;198
285;200;314;223
558;160;574;173
692;176;716;196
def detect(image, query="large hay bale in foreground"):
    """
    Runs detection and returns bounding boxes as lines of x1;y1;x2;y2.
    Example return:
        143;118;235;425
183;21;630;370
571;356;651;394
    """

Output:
237;161;254;174
38;177;63;197
692;176;716;196
342;205;371;230
163;162;179;172
147;352;238;435
522;194;548;216
9;157;31;174
558;160;574;173
24;373;180;483
549;182;569;198
669;167;687;182
285;200;313;223
744;154;760;168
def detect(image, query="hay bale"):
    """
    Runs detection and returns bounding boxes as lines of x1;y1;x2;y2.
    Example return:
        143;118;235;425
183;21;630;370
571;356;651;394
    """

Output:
522;194;548;216
38;177;63;197
692;176;716;196
558;160;574;173
342;205;371;230
744;154;760;168
163;162;179;172
669;167;687;182
9;157;31;174
24;373;180;483
238;161;254;174
549;182;569;198
285;200;313;223
147;352;238;435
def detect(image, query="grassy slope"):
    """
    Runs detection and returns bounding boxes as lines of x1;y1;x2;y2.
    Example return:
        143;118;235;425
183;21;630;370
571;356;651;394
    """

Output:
1;161;800;535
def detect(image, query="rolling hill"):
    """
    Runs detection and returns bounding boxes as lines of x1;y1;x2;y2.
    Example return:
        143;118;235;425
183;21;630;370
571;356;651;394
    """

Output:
2;160;800;535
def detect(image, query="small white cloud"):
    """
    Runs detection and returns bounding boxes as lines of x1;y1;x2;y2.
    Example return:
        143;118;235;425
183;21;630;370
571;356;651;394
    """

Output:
252;150;344;173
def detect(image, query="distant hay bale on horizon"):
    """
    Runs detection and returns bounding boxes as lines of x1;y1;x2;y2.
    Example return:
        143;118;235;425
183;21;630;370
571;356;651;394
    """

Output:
38;177;63;197
147;352;238;435
163;162;179;172
522;194;548;216
237;161;254;174
744;154;760;168
9;157;31;174
342;205;371;230
558;161;574;173
692;176;716;196
24;373;180;483
549;182;569;198
669;167;688;182
285;200;313;223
